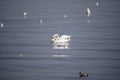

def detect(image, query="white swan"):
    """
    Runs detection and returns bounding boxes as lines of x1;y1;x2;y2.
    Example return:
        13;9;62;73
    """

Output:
51;34;71;49
52;34;71;40
51;34;71;44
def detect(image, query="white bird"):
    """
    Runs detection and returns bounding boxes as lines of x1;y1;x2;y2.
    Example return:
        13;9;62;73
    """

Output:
40;19;43;24
51;34;71;49
23;12;27;18
96;2;99;6
86;8;91;17
0;23;4;27
23;12;27;16
52;38;70;43
51;34;71;44
64;14;67;18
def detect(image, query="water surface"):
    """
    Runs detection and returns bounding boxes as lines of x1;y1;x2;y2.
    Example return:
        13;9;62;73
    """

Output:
0;0;120;80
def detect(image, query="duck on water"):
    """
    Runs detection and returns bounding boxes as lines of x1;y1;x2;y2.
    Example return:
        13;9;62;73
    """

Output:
79;72;89;77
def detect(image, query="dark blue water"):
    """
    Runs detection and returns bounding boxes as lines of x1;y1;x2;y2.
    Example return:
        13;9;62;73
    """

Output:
0;0;120;80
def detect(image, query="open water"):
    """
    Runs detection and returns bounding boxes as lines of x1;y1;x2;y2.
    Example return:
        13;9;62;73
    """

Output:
0;0;120;80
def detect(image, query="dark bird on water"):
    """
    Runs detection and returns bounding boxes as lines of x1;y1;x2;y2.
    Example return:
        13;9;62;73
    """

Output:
79;72;89;77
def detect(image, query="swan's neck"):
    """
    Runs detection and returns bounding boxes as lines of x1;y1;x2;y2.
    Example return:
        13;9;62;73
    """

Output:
53;34;59;39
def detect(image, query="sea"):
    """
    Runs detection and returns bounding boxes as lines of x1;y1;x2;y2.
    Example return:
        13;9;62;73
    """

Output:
0;0;120;80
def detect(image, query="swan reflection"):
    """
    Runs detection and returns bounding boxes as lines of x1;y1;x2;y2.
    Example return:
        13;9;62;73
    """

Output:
52;55;69;57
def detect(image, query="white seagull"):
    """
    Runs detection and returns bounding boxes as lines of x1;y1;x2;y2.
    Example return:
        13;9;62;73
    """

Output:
86;8;91;17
